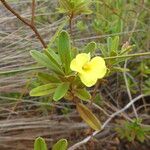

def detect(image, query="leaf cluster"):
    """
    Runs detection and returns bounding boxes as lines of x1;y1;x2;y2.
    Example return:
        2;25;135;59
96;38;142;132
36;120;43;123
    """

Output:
57;0;92;16
30;31;94;102
99;36;134;73
116;119;150;143
34;137;68;150
30;30;102;131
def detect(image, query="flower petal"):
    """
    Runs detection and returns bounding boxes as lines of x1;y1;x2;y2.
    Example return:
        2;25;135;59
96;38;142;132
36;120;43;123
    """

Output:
79;72;97;87
70;53;90;73
90;56;107;79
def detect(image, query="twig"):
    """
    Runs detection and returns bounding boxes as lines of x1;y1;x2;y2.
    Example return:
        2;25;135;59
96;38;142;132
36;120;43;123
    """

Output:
122;1;144;118
101;95;143;129
0;66;44;75
68;94;144;150
31;0;36;25
1;0;47;48
69;12;74;35
123;60;138;118
104;52;150;60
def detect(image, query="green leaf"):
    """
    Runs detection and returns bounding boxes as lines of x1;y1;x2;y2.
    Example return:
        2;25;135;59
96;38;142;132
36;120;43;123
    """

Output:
30;83;57;96
111;36;119;54
76;21;87;31
53;82;70;101
76;103;101;131
112;67;130;72
107;37;112;55
94;94;103;106
75;88;91;101
137;130;145;143
30;50;63;75
84;42;97;54
99;44;108;57
58;0;92;15
111;57;127;65
34;137;47;150
38;72;61;83
120;44;134;55
44;49;61;68
52;139;68;150
47;18;68;48
58;31;72;74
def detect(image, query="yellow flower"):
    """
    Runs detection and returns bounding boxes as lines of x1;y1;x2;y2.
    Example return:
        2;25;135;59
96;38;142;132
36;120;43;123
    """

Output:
70;53;107;87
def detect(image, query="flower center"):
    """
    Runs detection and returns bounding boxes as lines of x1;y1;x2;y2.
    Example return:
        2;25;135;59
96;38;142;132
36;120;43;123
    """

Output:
82;63;91;71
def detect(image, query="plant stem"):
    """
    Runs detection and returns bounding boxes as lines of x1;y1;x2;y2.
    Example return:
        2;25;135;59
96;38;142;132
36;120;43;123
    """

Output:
69;12;74;37
31;0;35;25
104;52;150;60
0;66;44;76
123;60;138;118
1;0;47;48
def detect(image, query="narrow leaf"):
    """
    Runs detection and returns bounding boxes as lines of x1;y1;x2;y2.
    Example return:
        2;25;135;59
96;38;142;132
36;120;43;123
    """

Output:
30;50;63;75
52;139;68;150
34;137;47;150
44;49;61;68
113;67;130;72
98;44;108;57
84;42;97;54
30;84;57;96
107;37;112;55
58;31;72;74
112;36;119;52
38;72;61;83
76;103;101;131
48;18;68;48
53;82;70;101
75;88;91;101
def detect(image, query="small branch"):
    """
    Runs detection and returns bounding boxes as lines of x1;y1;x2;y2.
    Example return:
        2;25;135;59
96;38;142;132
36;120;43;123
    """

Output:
1;0;30;25
69;12;74;37
1;0;47;48
121;5;143;118
101;95;143;129
32;25;46;48
123;60;138;118
31;0;36;25
0;66;44;75
68;94;144;150
104;52;150;60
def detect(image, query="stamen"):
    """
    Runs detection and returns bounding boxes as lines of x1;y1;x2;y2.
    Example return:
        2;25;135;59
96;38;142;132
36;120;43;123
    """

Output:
82;63;91;71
